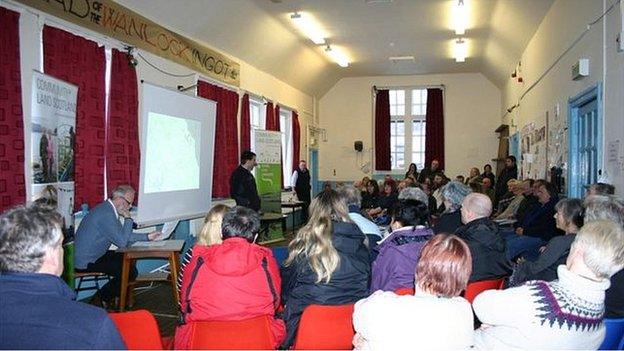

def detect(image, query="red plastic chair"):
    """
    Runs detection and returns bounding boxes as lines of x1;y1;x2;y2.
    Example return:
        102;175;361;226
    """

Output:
109;309;166;350
463;278;506;303
394;287;415;295
293;304;355;350
188;315;275;350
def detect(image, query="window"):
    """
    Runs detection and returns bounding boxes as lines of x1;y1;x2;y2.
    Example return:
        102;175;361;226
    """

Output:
389;88;427;170
249;98;265;152
280;109;293;188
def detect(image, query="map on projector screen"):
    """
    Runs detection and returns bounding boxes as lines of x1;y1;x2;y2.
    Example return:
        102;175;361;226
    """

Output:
144;112;201;194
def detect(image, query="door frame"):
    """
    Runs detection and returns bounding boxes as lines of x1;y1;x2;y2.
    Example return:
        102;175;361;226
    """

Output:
567;83;603;197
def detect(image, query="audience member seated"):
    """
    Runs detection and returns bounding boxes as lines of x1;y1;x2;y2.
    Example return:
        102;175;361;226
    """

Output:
456;193;511;282
176;204;230;301
583;195;624;319
74;185;161;307
508;198;583;286
455;175;465;183
398;186;429;205
481;177;496;204
431;173;449;213
481;164;496;188
361;180;380;210
433;181;472;234
405;163;418;181
0;204;125;349
368;180;398;220
280;190;370;349
505;181;563;261
494;156;518;206
338;186;383;254
397;177;414;192
473;220;624;350
175;206;285;349
353;234;474;350
494;179;527;220
370;200;433;292
495;179;518;214
585;182;616;196
420;180;438;215
466;166;481;186
417;159;441;184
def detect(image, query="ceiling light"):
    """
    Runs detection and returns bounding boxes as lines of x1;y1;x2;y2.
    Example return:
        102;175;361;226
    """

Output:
325;45;350;67
453;0;467;35
454;38;467;62
290;12;326;45
389;56;415;62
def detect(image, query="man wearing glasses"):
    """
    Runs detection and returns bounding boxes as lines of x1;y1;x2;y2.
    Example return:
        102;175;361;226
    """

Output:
75;185;161;308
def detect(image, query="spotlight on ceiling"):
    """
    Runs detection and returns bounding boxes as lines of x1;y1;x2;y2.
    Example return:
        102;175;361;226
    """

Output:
454;38;467;62
325;45;350;67
453;0;467;35
290;12;326;45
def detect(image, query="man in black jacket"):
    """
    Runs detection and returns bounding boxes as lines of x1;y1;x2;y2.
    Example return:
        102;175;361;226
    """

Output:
229;151;261;212
456;193;511;282
291;160;311;221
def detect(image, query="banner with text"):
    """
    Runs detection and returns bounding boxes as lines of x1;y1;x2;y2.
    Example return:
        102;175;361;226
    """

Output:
16;0;240;86
30;71;77;230
254;130;283;242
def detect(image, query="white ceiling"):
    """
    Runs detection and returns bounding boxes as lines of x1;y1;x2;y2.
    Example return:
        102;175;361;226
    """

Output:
115;0;554;97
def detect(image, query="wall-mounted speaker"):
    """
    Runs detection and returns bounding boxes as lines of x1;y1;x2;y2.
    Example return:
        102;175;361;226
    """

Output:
354;141;363;152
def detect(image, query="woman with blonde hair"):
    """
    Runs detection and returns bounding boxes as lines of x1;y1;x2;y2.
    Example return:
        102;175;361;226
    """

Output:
176;204;230;297
280;190;370;349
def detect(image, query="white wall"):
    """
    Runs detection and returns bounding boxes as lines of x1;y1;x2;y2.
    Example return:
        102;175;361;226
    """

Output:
318;73;502;181
502;0;624;195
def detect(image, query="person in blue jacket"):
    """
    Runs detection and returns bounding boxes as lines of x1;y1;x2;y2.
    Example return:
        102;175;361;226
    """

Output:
0;204;126;349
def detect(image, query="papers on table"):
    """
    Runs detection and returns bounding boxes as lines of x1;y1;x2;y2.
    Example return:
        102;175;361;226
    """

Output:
131;241;167;248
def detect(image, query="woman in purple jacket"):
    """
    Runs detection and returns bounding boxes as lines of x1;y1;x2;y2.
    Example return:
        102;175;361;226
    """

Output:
370;199;434;292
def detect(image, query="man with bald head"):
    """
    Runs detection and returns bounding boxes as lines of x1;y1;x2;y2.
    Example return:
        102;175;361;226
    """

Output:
455;193;511;282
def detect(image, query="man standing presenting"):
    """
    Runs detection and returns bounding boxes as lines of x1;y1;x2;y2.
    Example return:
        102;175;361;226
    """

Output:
75;184;161;307
230;151;261;212
291;160;311;221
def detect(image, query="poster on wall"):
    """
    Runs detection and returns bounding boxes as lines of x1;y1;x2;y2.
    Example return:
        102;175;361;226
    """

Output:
548;105;567;194
30;71;78;229
253;129;283;242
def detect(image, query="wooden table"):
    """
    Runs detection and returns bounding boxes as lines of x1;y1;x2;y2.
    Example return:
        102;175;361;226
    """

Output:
281;201;305;234
117;239;184;311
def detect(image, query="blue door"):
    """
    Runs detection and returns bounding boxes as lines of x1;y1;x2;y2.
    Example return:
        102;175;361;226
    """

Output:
310;149;319;197
568;85;602;197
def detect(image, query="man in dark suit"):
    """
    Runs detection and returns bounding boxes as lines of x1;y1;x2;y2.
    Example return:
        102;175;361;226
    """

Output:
230;150;261;212
74;185;161;305
291;160;311;221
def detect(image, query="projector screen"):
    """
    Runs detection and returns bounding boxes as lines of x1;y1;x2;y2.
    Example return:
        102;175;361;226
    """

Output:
136;82;216;226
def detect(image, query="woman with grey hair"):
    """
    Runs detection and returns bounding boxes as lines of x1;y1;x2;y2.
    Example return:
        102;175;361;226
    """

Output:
508;198;584;286
584;195;624;319
433;181;472;234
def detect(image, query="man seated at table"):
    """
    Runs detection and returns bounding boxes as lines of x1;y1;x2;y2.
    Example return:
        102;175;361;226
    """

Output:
75;185;161;307
0;204;125;349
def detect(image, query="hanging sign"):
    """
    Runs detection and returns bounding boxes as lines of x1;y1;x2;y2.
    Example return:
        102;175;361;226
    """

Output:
15;0;240;86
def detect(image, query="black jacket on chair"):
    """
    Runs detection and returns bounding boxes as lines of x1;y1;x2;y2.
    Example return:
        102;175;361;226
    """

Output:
433;209;462;234
280;221;370;349
229;165;261;211
455;217;511;282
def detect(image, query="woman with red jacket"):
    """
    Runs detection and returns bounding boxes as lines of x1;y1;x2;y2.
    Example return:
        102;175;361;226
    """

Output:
175;206;285;349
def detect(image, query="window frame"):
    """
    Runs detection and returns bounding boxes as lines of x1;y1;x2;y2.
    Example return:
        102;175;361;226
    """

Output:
387;87;428;171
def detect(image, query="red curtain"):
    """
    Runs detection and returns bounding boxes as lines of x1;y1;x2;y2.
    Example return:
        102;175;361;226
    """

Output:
274;105;283;187
197;81;239;198
264;102;276;131
240;93;251;152
424;88;445;170
374;89;391;171
106;49;139;201
43;26;106;210
0;7;25;212
292;111;300;171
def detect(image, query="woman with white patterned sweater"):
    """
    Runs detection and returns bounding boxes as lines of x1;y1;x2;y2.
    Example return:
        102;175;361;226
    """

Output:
473;220;624;350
